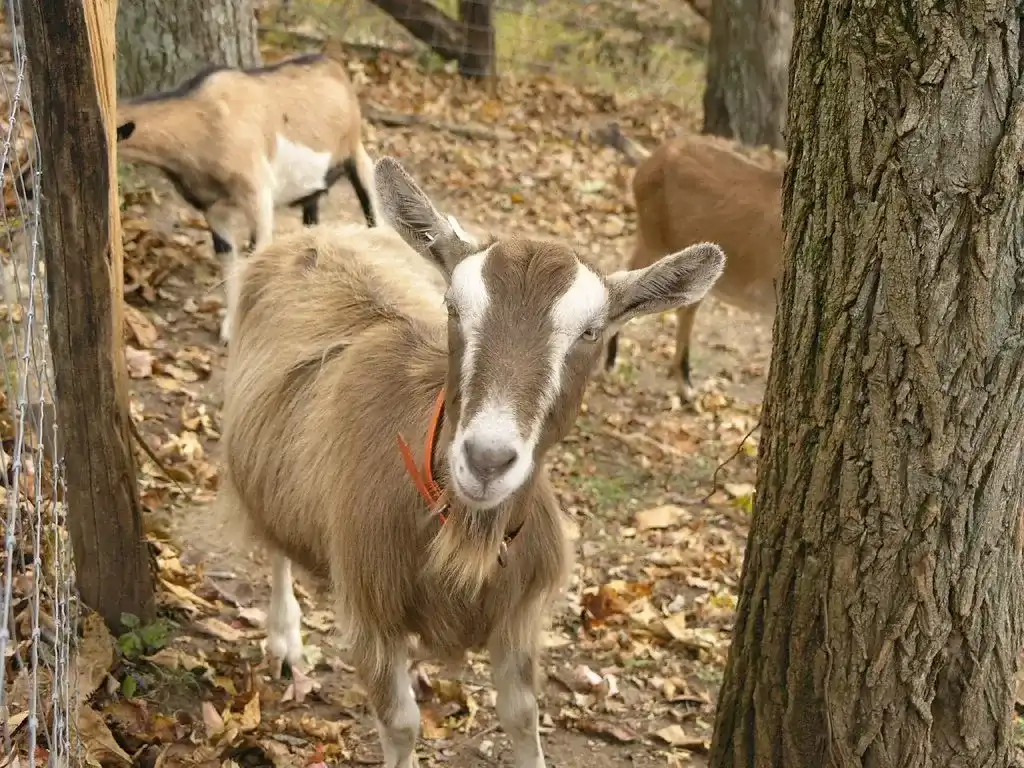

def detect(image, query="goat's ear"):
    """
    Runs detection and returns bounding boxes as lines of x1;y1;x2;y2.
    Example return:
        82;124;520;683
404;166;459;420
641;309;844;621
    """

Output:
605;242;726;328
116;121;136;142
373;156;478;277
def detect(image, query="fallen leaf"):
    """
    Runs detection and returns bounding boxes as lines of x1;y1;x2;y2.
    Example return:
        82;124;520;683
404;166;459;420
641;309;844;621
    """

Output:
662;612;688;640
635;504;683;530
301;611;334;633
155;361;199;383
5;710;28;733
655;724;710;753
77;705;132;766
213;676;238;695
123;304;158;348
159;578;217;611
420;706;452;741
144;647;209;675
236;692;261;733
102;699;178;744
281;667;320;704
582;584;631;624
196;617;244;642
238;607;267;628
202;701;225;738
74;612;115;707
125;345;154;378
576;718;637;743
723;482;755;499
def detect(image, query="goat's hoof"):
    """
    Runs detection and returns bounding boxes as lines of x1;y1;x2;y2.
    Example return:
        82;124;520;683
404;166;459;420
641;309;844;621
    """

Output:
268;655;285;681
218;317;231;345
677;378;701;407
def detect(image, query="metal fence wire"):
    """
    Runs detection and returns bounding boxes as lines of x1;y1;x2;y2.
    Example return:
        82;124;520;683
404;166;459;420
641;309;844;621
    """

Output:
266;0;709;99
0;0;709;765
0;0;78;765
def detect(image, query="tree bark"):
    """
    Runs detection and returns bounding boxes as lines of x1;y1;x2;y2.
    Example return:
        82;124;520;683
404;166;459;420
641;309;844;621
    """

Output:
708;1;1024;766
458;0;495;79
116;0;260;97
365;0;466;63
702;0;792;149
24;0;156;631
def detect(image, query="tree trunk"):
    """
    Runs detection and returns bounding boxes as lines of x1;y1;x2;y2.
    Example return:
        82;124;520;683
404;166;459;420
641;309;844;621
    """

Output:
458;0;495;79
708;0;1024;766
701;0;792;149
116;0;260;98
24;0;156;631
365;0;466;63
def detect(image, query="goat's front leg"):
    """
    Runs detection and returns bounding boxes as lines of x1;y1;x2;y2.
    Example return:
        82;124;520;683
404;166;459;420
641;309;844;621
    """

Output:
355;639;420;768
265;552;304;679
249;160;276;253
205;202;241;344
489;637;546;768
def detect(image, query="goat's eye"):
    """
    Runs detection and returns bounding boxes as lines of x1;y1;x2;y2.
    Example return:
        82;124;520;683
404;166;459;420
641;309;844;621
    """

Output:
579;327;601;343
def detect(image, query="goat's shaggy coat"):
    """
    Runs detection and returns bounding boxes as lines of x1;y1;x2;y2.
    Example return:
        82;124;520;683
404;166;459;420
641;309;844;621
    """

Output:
115;53;378;342
217;156;725;767
602;129;784;397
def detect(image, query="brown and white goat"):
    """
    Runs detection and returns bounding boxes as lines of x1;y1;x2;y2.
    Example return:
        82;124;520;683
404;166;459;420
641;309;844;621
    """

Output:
217;156;725;767
115;53;378;342
597;123;783;398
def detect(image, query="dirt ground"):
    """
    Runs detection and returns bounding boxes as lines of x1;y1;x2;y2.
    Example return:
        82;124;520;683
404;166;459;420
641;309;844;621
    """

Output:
99;23;776;768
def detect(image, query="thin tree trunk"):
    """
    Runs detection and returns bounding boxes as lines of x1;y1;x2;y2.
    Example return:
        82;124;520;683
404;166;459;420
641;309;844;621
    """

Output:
708;0;1024;766
702;0;792;149
458;0;495;79
365;0;466;63
116;0;260;97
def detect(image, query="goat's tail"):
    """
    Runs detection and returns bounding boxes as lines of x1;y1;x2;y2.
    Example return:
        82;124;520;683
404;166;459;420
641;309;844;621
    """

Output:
593;122;651;167
344;143;380;228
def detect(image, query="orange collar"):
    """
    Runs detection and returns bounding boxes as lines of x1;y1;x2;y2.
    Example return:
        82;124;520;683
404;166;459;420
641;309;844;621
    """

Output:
398;387;450;523
398;387;525;567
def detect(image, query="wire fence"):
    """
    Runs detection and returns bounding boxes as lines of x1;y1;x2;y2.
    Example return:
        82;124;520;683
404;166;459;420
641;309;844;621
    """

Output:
0;0;78;765
265;0;709;99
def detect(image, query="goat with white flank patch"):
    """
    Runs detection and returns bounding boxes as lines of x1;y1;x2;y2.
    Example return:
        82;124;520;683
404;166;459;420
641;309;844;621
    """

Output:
596;123;783;399
115;53;378;342
217;156;725;768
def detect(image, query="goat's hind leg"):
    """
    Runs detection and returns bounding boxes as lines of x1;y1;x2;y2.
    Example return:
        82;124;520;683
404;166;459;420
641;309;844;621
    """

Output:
265;552;305;679
355;638;420;768
489;637;546;768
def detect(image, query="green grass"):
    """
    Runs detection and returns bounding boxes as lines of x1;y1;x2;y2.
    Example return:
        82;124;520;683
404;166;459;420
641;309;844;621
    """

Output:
287;0;706;101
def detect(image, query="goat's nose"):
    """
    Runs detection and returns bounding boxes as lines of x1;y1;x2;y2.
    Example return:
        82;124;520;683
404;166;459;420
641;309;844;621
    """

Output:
463;437;518;480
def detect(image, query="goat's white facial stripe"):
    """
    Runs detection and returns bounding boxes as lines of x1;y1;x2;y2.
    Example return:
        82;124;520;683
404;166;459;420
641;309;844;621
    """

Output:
448;246;493;421
536;261;608;428
447;214;474;244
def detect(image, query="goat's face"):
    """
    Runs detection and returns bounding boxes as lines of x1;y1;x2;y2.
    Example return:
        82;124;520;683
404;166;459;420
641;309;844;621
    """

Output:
374;157;726;511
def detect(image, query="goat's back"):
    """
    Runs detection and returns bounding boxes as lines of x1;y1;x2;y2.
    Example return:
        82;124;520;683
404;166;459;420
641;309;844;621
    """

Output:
188;55;362;157
632;134;784;314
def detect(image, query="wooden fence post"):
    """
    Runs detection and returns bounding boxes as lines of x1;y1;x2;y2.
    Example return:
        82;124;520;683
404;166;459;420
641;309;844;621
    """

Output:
458;0;495;79
23;0;156;630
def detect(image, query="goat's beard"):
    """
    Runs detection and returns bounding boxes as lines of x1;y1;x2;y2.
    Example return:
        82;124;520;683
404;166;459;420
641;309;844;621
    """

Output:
425;505;510;597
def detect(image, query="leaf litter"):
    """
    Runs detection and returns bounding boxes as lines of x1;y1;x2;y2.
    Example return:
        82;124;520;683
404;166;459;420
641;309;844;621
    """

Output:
0;1;788;765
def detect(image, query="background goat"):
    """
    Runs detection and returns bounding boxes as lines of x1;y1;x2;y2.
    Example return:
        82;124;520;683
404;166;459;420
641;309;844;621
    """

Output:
596;123;783;399
217;155;725;768
115;53;378;343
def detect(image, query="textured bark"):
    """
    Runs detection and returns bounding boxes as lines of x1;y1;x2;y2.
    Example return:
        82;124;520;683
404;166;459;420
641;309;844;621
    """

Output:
116;0;260;97
708;0;1024;767
24;0;156;630
702;0;792;149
